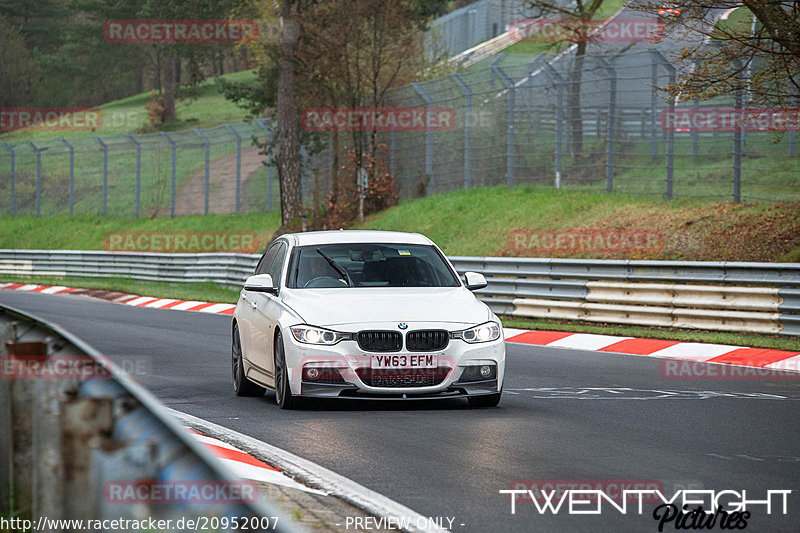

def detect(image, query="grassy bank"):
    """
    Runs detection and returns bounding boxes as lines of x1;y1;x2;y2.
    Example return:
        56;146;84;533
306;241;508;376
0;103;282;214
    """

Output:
357;186;800;262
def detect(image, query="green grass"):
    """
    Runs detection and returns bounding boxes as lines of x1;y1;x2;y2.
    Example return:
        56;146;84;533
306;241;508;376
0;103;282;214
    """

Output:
504;317;800;352
0;274;240;304
0;70;259;142
0;213;280;251
355;185;800;261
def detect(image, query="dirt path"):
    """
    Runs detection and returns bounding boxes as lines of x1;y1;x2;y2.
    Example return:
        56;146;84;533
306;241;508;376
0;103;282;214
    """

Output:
175;145;266;214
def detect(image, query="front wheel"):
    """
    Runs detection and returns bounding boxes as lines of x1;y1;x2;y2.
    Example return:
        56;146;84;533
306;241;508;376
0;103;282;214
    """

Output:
232;323;265;397
468;392;502;408
273;331;298;409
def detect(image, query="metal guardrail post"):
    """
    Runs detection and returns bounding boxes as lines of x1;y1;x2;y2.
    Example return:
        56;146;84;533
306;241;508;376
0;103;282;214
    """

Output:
224;124;243;213
534;58;564;189
93;136;108;215
125;134;142;218
256;119;273;211
411;83;434;193
193;128;211;215
450;73;472;189
0;141;15;216
26;141;45;217
160;132;177;217
594;57;616;193
0;303;301;531
58;138;75;214
492;65;516;187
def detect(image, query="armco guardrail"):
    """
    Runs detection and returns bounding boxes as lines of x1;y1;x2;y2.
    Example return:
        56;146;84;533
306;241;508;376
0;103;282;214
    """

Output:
0;302;298;532
0;250;798;336
0;250;260;288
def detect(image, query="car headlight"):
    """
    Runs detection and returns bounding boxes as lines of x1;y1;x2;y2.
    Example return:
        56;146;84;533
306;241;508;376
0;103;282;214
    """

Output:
290;325;351;345
451;321;501;343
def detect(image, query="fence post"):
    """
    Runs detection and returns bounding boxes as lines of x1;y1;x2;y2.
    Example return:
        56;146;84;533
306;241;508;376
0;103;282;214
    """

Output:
492;65;516;187
193;128;211;215
160;132;177;217
26;141;44;217
595;57;617;193
652;51;675;200
411;83;434;193
224;124;242;213
649;52;660;164
256;119;273;211
93;136;108;215
0;142;15;216
733;60;743;203
789;89;798;157
58;138;75;215
125;134;141;218
390;129;398;180
450;73;472;189
534;58;564;189
691;99;699;160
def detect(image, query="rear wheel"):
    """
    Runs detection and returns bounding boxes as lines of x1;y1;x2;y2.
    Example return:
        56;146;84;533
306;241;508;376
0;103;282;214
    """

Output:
468;392;502;408
232;323;265;397
273;331;298;409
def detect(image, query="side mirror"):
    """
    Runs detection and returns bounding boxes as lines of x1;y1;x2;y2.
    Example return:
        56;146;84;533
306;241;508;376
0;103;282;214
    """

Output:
464;271;488;291
244;274;277;294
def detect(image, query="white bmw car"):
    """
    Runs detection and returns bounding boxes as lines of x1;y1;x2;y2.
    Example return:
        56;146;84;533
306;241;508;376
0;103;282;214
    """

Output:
231;230;505;409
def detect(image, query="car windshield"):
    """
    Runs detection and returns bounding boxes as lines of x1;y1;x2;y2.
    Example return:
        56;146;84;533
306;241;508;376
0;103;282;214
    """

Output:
288;243;460;289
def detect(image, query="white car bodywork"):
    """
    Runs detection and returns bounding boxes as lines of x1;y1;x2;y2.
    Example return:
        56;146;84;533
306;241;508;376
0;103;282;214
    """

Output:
231;230;505;408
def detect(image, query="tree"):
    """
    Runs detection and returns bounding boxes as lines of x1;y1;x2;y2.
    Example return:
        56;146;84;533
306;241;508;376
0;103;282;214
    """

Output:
522;1;613;157
276;0;303;226
0;16;41;109
222;0;442;228
634;1;800;106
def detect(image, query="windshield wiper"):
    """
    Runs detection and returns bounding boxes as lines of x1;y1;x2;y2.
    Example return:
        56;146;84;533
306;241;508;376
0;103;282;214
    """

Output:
316;248;352;287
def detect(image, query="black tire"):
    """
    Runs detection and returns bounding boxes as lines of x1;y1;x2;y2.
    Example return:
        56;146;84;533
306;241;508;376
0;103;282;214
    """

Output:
273;331;299;409
468;392;502;408
232;323;265;397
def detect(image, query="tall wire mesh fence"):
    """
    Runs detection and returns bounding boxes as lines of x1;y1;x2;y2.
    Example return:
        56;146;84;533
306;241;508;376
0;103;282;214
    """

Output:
0;120;280;217
351;48;798;203
1;49;798;218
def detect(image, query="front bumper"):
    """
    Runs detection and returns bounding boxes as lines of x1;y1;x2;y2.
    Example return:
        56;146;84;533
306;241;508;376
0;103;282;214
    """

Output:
284;324;506;399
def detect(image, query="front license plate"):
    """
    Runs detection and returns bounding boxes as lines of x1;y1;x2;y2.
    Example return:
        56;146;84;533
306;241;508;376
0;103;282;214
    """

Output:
371;354;438;369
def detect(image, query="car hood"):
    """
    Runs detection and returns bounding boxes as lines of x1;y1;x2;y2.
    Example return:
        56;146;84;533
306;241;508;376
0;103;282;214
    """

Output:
281;287;491;328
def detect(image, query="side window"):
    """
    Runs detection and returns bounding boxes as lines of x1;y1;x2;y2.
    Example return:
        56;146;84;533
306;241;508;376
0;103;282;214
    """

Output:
267;243;287;288
255;244;279;275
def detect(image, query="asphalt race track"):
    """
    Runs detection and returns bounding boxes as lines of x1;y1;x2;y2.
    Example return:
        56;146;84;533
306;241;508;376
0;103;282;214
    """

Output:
2;290;799;532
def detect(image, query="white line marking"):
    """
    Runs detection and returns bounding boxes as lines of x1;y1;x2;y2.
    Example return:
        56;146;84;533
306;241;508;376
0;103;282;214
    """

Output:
40;286;69;294
169;408;447;533
218;459;327;494
125;296;158;306
197;303;236;314
170;300;205;311
547;333;632;351
647;343;742;361
765;354;800;372
17;284;40;291
145;298;178;308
